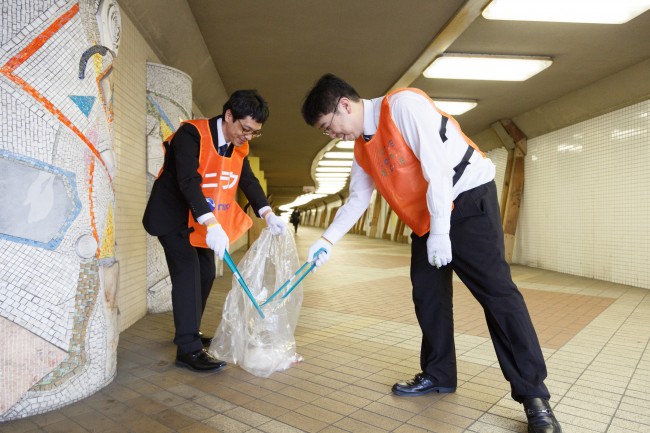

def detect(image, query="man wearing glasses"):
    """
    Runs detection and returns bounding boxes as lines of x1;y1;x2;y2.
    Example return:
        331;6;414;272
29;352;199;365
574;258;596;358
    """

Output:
143;90;286;371
301;74;561;433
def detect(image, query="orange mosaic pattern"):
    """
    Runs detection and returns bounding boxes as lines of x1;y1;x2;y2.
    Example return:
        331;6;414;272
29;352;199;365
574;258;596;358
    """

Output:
0;3;111;181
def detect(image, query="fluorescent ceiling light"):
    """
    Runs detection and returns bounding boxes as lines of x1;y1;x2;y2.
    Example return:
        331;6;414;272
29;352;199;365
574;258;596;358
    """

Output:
316;167;352;173
482;0;650;24
317;183;346;189
279;193;326;211
335;140;355;149
323;151;354;159
316;178;348;183
432;99;478;115
317;183;346;188
423;54;552;81
318;160;353;167
316;173;349;179
317;184;347;188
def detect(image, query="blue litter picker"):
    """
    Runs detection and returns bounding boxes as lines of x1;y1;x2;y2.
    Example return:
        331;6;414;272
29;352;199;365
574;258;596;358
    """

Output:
261;247;326;307
223;248;327;317
223;250;265;318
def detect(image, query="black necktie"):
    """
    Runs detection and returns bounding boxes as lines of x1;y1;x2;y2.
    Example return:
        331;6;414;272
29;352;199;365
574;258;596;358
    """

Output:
218;144;227;156
363;134;374;142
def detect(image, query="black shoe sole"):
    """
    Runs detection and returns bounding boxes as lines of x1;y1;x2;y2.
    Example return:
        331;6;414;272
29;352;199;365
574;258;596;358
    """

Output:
392;386;456;396
174;360;227;372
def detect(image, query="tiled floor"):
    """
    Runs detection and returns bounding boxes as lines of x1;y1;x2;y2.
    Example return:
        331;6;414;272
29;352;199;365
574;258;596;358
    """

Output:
2;227;649;433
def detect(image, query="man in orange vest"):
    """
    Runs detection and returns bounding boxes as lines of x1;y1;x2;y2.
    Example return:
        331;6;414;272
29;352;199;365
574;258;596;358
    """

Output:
300;74;561;433
143;90;286;372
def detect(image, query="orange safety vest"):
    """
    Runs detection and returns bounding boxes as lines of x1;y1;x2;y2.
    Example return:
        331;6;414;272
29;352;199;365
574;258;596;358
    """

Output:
160;119;252;247
354;88;484;236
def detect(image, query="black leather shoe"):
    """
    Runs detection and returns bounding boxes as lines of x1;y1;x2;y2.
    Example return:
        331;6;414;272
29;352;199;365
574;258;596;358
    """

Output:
175;349;227;372
392;372;456;396
524;398;562;433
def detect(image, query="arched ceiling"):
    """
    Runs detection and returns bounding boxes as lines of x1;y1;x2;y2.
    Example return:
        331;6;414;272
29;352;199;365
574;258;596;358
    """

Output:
120;1;650;208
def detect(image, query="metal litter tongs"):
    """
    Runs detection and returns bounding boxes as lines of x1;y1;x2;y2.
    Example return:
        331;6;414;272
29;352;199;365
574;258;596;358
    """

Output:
261;247;326;307
223;250;265;319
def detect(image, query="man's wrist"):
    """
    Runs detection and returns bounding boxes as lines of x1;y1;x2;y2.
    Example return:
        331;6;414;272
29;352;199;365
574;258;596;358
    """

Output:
259;205;272;219
205;218;219;228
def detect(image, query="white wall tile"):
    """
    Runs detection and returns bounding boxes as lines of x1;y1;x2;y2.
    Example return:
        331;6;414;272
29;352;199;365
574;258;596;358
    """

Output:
512;100;649;289
112;13;161;331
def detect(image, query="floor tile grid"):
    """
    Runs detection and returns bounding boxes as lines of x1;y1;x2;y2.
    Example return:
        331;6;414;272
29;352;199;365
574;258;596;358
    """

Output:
296;230;644;431
293;233;523;432
1;226;648;432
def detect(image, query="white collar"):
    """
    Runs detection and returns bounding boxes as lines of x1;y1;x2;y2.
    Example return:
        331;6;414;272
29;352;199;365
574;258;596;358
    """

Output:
216;117;228;147
362;98;381;137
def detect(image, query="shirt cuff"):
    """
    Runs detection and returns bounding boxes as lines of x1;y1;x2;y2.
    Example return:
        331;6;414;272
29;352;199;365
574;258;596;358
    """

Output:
430;217;450;235
197;213;214;224
258;205;272;219
322;226;344;245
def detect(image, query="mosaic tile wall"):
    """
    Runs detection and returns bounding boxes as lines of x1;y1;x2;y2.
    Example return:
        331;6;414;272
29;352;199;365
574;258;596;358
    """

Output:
145;62;192;313
513;99;650;289
0;0;122;421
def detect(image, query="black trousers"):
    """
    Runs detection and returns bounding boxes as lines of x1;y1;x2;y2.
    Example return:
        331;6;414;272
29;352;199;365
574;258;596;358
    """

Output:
410;181;549;402
158;229;215;354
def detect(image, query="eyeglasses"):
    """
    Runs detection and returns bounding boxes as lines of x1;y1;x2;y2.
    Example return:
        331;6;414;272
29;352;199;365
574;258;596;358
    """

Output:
237;119;263;139
321;96;342;136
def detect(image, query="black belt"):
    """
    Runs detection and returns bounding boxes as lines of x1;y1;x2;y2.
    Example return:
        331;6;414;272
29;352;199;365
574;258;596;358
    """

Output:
452;145;474;186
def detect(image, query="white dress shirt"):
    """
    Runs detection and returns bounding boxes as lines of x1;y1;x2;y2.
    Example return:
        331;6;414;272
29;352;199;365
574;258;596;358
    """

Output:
323;90;495;244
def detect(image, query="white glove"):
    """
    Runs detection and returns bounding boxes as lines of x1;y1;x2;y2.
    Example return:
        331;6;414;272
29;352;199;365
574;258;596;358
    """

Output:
427;233;452;268
264;212;287;235
308;237;333;267
206;223;229;259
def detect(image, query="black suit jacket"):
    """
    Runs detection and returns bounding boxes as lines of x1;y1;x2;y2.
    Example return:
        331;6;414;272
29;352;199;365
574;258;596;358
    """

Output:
143;116;269;237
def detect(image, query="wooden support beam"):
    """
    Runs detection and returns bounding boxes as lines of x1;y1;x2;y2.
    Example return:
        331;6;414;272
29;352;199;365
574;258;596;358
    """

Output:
319;201;328;228
368;195;382;238
382;209;393;240
398;222;409;243
353;209;367;235
388;0;491;91
503;148;525;262
327;205;340;226
500;148;515;220
500;119;527;155
392;219;404;242
491;121;516;150
498;119;527;263
309;206;317;226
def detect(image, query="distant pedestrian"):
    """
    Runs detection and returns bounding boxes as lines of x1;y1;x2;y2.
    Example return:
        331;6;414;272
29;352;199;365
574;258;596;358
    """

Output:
289;209;301;234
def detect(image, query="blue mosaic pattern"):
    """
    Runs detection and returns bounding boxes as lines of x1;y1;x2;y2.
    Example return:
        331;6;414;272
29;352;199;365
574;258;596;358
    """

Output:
0;149;81;250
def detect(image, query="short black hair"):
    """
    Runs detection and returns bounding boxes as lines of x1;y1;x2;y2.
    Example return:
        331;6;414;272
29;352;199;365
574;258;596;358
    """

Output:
301;73;360;126
222;89;269;124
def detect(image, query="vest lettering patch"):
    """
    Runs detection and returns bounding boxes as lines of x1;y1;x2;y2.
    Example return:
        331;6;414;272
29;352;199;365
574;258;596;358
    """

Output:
201;171;239;189
180;118;253;247
220;171;238;189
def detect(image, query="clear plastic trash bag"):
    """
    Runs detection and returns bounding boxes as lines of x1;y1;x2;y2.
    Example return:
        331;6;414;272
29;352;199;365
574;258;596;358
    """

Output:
208;228;304;377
